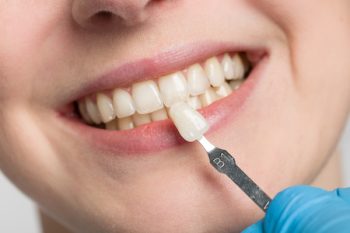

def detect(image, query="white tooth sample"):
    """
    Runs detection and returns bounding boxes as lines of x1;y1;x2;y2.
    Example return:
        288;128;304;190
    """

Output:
204;57;225;87
85;98;102;124
169;102;209;142
187;96;202;110
229;80;244;90
113;89;136;118
133;113;152;127
105;119;118;130
232;54;245;80
151;108;168;121
96;93;115;123
215;82;233;98
187;64;210;96
158;72;188;107
118;117;134;130
200;88;219;107
221;53;235;80
132;80;163;114
78;101;93;124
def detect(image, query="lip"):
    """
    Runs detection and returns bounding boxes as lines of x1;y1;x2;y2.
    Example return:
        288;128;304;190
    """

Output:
58;43;269;156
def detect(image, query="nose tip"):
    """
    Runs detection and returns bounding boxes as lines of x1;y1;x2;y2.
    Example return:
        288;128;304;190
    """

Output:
72;0;158;28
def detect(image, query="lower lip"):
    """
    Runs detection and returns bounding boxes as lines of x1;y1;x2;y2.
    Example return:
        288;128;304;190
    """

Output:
60;56;267;155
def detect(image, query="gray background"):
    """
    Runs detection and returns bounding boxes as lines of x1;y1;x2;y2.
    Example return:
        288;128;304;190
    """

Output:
1;119;350;233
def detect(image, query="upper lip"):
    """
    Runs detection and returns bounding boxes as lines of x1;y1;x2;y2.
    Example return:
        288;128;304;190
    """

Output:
69;40;266;102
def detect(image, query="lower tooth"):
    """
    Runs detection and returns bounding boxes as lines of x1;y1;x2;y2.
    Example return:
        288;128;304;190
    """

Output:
200;88;219;107
118;117;134;130
151;109;168;121
133;113;152;127
229;80;243;90
105;119;118;130
215;82;232;97
187;96;202;110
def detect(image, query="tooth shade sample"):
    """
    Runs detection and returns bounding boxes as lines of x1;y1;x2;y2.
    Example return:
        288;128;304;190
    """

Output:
151;108;168;121
169;102;209;142
133;113;152;127
105;119;118;130
215;82;232;97
204;57;225;87
221;53;235;80
78;101;93;124
118;117;134;130
113;89;136;118
200;88;219;107
187;96;202;110
96;93;115;123
132;80;163;114
187;64;210;96
159;72;188;107
232;54;245;80
85;98;102;124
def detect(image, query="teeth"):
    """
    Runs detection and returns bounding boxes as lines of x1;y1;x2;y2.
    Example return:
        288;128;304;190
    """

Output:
118;117;134;130
85;98;102;124
159;72;188;107
169;102;209;142
113;89;136;118
204;57;225;87
96;93;115;123
105;119;118;130
132;80;163;114
132;113;152;127
221;53;235;80
215;82;232;98
200;88;219;107
151;108;168;121
229;80;244;90
187;96;202;110
187;64;210;96
78;53;251;130
232;54;245;80
78;101;93;124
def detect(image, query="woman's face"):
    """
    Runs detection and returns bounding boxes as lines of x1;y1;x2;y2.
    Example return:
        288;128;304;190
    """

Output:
1;1;350;232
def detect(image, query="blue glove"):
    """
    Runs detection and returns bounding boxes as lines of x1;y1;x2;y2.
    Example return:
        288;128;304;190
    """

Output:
243;185;350;233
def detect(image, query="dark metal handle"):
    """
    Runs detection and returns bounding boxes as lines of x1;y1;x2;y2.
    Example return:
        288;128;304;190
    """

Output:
208;148;271;212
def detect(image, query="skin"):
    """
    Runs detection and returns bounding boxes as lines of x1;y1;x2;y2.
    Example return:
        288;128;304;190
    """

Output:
0;0;350;232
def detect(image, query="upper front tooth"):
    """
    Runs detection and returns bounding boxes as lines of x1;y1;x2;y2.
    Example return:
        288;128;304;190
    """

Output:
113;89;136;118
232;54;245;80
221;53;235;80
96;93;115;123
85;98;102;124
204;57;225;87
132;80;163;114
187;64;210;96
158;72;188;107
78;101;93;124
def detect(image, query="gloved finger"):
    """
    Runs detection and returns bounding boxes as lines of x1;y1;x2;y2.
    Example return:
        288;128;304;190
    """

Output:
334;187;350;204
242;219;264;233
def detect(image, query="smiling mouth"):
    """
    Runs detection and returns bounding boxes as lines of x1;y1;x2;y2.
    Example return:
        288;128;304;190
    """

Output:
76;52;253;131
